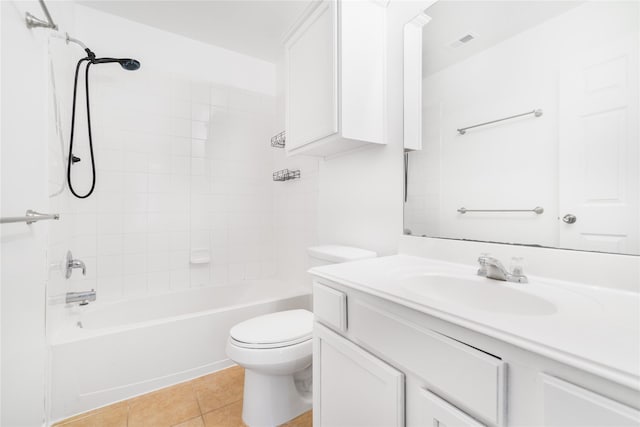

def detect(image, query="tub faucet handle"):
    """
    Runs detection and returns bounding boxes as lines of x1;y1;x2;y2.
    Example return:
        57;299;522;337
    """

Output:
66;250;86;279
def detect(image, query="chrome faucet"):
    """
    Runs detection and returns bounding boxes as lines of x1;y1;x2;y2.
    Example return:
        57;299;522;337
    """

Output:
66;250;86;279
477;255;528;284
65;289;96;306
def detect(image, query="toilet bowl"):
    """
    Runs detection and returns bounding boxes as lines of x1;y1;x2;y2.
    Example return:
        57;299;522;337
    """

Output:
226;309;313;427
226;245;377;426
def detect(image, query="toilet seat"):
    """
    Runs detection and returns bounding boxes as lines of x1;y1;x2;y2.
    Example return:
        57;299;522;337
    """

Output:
229;309;313;349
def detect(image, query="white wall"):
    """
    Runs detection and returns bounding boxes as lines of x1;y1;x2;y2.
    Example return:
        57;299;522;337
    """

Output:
272;54;320;287
1;1;73;425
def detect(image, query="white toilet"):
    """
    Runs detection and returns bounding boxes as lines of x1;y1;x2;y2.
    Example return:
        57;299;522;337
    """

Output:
226;245;376;426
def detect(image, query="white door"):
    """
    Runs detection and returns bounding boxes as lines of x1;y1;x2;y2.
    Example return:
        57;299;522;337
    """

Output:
313;323;404;427
558;35;639;254
285;0;338;151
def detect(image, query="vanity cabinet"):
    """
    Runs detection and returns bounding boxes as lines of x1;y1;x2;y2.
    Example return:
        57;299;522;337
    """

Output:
541;375;640;426
313;323;404;427
311;278;640;427
284;0;386;157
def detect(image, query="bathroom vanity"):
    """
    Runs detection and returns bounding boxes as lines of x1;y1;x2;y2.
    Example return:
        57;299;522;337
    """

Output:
309;252;640;426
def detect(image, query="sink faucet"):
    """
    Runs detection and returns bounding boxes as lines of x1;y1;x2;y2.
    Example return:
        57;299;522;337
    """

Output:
66;289;96;306
477;255;527;284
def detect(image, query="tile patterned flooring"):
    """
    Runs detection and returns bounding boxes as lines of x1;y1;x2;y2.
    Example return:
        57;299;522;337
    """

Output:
54;366;312;427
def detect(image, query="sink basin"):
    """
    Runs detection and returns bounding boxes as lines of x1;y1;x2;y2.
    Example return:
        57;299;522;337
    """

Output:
399;273;557;316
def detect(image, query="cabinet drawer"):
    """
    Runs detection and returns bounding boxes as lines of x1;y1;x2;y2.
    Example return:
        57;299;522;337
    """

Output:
313;282;347;332
542;374;640;426
350;300;506;426
418;388;486;427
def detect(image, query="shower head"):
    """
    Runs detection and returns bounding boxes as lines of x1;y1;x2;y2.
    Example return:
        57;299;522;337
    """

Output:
91;57;141;71
119;59;140;71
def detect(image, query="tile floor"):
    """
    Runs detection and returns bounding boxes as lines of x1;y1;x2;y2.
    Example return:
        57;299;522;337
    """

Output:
54;366;312;427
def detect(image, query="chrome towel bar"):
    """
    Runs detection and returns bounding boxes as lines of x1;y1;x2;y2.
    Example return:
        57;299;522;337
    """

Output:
457;109;543;135
1;210;60;225
458;206;544;215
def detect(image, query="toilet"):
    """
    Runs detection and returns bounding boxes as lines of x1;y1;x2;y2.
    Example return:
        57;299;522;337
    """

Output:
226;245;377;426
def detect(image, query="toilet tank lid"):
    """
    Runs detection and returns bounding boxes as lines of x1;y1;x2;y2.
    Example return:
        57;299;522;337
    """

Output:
307;245;377;263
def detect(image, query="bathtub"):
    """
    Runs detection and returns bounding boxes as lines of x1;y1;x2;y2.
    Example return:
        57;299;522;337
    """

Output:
49;280;311;423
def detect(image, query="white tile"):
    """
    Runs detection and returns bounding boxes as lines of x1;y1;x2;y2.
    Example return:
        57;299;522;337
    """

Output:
170;250;189;270
96;149;123;172
148;153;172;174
123;274;147;296
172;99;191;119
191;140;206;158
148;271;171;294
97;213;123;235
172;137;191;157
172;156;190;175
191;158;205;176
191;121;209;140
97;277;123;301
124;253;147;275
190;264;210;287
169;232;189;251
123;213;147;233
210;264;229;285
170;269;190;290
148;251;170;272
123;152;148;173
228;263;244;282
148;174;172;193
97;234;123;256
123;233;147;254
210;85;229;107
123;193;148;213
96;254;123;278
121;172;148;193
191;102;210;122
190;81;210;104
147;232;170;253
97;192;124;214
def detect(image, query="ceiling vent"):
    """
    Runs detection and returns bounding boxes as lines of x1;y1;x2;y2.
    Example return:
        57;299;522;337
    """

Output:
449;33;476;48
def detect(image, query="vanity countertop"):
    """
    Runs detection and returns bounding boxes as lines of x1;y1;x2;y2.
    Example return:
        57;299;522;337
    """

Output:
309;254;640;391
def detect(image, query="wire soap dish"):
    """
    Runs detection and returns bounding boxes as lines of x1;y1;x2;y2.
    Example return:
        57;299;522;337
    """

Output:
272;169;300;182
271;131;286;148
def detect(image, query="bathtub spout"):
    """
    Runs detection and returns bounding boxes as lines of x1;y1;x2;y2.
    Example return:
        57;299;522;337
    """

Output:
66;290;96;306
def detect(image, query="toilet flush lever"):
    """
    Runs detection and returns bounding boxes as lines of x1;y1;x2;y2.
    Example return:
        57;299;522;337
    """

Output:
562;214;577;224
66;250;86;279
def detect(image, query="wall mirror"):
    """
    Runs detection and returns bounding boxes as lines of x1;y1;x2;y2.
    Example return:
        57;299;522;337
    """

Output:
403;0;639;256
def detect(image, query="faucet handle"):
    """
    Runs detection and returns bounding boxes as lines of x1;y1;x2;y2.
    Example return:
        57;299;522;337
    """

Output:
477;253;490;276
509;257;525;276
65;251;87;279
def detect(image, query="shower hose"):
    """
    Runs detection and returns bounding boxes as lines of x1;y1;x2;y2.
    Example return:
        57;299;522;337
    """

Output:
67;56;96;199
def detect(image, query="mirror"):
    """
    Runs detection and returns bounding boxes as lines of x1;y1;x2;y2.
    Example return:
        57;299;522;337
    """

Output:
403;0;639;255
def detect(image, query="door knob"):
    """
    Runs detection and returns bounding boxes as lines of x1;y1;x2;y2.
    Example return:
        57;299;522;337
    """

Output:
562;214;577;224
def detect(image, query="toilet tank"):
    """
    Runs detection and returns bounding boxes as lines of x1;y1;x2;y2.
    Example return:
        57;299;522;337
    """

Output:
307;245;377;268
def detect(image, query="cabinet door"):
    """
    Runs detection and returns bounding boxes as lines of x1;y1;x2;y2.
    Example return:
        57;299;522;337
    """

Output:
417;388;486;427
542;374;640;426
313;323;404;427
285;0;338;151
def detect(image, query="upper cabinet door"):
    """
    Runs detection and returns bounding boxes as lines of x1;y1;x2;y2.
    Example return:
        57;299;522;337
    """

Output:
286;0;338;151
285;0;386;158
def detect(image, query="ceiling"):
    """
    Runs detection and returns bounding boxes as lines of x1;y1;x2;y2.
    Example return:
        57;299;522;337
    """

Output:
77;0;311;63
422;1;583;77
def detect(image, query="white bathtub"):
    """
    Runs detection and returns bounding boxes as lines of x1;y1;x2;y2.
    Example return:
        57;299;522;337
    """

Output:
49;280;311;423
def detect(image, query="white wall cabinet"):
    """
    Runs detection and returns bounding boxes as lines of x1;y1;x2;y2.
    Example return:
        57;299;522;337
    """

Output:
313;323;404;427
284;0;386;157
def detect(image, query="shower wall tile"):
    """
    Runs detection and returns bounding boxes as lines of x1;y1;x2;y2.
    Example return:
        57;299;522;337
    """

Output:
49;72;279;307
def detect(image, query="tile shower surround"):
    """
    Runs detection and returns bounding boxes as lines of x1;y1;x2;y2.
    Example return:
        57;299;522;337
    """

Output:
49;72;279;302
